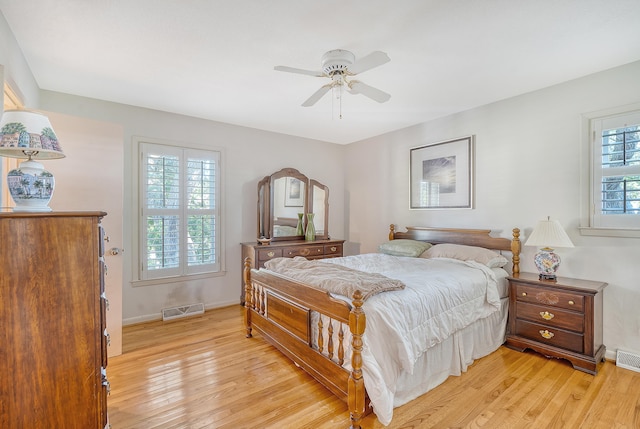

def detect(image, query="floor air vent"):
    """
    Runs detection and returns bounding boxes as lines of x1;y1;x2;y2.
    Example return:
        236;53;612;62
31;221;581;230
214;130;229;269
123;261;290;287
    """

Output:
162;303;205;321
616;349;640;373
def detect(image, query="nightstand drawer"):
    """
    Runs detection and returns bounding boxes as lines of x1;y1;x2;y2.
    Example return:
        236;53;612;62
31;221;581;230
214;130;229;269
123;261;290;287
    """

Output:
515;319;584;354
515;284;584;312
515;302;584;332
281;245;324;258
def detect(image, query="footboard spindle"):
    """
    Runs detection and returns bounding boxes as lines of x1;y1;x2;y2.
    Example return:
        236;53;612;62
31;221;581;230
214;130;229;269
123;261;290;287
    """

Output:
243;258;252;338
348;290;366;429
318;317;324;353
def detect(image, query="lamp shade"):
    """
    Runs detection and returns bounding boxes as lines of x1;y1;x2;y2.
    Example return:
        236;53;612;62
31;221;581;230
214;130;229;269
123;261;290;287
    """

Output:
525;218;574;248
0;110;65;159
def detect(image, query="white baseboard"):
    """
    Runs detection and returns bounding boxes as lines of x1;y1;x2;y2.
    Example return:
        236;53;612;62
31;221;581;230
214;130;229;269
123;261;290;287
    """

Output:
122;299;240;326
605;349;618;362
122;313;162;326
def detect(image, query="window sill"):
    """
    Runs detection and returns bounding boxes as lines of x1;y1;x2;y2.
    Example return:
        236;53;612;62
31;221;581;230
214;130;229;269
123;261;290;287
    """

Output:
132;270;226;287
579;226;640;238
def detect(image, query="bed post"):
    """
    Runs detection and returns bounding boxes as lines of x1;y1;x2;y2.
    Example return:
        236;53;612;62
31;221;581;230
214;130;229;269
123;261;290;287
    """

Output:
243;257;253;338
511;228;521;275
348;290;366;429
388;224;395;241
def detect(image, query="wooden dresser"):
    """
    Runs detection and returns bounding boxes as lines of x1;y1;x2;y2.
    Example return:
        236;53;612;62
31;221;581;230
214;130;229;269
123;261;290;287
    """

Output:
0;211;109;428
505;272;607;375
240;239;345;301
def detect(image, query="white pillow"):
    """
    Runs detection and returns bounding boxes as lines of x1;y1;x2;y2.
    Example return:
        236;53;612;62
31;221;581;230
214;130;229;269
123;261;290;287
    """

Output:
421;243;509;268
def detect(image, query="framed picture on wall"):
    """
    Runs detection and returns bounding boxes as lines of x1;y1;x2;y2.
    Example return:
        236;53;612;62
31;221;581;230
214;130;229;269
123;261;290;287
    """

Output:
284;177;304;207
410;135;474;209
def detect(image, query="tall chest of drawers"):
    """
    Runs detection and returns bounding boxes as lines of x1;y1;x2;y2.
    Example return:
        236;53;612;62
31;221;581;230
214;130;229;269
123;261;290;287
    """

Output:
505;272;607;375
240;239;345;302
0;212;109;428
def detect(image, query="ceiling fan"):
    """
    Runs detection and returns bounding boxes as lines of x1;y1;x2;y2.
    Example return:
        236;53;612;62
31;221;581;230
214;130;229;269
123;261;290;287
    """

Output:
274;49;391;108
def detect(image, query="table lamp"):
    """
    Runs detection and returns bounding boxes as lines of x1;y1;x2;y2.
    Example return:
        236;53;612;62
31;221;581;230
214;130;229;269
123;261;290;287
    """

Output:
0;110;65;211
525;216;574;281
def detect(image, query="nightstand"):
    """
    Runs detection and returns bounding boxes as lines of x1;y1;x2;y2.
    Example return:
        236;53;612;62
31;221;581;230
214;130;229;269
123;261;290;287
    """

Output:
505;272;607;375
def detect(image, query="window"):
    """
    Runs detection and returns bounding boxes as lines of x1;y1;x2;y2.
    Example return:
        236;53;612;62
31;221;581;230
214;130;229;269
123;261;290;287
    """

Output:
590;110;640;230
139;141;221;280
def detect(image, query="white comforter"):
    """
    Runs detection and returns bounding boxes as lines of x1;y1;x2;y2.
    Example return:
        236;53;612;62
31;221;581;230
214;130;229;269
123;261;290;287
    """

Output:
320;253;502;425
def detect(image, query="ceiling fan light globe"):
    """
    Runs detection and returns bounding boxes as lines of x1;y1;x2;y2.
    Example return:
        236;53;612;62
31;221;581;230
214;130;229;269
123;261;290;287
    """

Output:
321;49;355;75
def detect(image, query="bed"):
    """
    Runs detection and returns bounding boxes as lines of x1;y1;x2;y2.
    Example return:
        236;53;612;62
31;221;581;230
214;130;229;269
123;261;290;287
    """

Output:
243;225;521;428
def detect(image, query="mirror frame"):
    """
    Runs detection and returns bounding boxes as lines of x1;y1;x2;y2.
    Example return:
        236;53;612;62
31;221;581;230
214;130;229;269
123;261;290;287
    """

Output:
257;175;270;240
309;179;329;240
257;168;330;242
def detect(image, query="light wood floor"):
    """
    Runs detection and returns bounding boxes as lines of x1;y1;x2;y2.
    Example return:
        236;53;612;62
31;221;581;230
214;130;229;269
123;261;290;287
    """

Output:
108;305;640;429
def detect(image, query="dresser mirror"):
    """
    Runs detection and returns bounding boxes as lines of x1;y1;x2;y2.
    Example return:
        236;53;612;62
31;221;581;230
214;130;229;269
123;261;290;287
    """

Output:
257;168;330;241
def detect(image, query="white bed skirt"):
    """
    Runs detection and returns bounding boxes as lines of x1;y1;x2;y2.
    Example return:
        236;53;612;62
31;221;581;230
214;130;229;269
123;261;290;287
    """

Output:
389;295;508;408
310;296;508;425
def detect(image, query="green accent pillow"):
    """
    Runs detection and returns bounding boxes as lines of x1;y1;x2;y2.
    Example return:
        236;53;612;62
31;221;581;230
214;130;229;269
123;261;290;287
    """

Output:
378;239;432;257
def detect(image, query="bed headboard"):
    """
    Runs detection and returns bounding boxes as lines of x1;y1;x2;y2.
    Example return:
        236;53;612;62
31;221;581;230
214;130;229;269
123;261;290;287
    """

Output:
389;224;521;274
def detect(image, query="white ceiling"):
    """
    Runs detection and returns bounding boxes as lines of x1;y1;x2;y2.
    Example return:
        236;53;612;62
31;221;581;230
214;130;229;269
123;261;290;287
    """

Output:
2;1;640;144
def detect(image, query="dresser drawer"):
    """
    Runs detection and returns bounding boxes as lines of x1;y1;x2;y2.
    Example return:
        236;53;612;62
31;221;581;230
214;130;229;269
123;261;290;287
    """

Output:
515;319;584;354
257;247;283;263
515;284;584;312
324;243;343;256
281;244;324;258
515;302;584;333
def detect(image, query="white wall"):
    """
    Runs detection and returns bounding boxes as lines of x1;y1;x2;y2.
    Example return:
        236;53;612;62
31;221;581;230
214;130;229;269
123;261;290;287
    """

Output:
38;91;346;325
345;60;640;359
0;11;38;107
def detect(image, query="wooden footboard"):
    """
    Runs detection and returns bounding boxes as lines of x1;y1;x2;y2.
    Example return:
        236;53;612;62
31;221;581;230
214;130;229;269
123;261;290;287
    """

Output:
243;259;368;429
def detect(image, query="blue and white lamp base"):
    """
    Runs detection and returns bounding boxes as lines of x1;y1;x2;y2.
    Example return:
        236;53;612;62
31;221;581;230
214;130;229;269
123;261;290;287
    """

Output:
7;159;55;212
533;247;561;281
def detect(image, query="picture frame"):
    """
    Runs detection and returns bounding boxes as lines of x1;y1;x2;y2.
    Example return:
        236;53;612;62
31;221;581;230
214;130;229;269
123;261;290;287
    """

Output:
284;177;304;207
410;135;474;209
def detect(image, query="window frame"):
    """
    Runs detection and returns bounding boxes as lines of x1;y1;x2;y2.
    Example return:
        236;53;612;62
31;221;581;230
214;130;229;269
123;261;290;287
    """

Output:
581;103;640;238
134;137;224;283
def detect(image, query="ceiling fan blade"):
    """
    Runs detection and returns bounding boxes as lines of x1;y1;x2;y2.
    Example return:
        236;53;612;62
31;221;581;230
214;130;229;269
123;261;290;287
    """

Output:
274;65;324;77
348;80;391;103
302;84;333;107
347;51;390;75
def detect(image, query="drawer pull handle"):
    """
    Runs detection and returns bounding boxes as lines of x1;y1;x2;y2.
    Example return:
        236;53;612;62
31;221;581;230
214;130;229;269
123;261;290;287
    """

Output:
267;251;275;258
539;330;555;340
521;292;527;297
539;311;554;321
568;300;575;305
330;246;337;252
